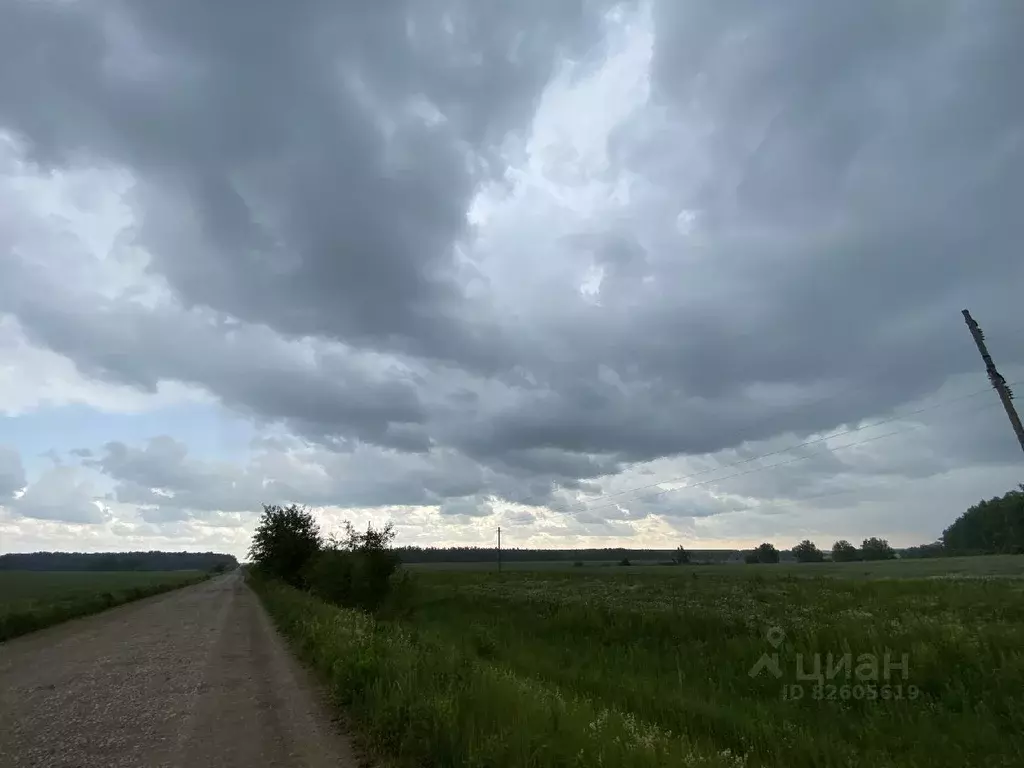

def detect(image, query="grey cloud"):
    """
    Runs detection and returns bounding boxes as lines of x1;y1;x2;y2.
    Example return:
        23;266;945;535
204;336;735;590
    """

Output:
502;510;536;527
11;465;107;524
3;280;429;450
0;0;614;367
0;446;26;500
1;1;1022;538
85;436;486;518
85;437;265;517
439;496;494;518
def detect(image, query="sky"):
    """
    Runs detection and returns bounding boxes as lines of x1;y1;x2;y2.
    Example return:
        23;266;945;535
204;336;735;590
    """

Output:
1;0;1022;561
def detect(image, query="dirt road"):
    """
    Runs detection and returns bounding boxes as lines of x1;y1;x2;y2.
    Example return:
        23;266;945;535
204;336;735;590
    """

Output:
0;573;360;768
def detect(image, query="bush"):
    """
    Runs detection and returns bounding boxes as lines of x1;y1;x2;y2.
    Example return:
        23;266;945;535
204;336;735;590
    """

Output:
861;537;896;561
304;521;401;613
832;539;861;562
753;543;780;564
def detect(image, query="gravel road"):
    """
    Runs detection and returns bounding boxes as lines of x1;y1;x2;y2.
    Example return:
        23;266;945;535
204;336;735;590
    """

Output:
0;573;361;768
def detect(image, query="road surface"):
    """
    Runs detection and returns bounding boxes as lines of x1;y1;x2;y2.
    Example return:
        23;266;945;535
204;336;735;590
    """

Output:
0;573;361;768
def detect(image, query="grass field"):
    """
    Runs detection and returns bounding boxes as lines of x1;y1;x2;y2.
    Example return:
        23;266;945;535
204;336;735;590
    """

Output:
255;555;1024;767
0;570;209;641
405;554;1024;577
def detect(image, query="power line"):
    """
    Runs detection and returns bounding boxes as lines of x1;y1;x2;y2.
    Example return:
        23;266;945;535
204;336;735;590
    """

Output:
555;395;1005;521
539;380;1012;517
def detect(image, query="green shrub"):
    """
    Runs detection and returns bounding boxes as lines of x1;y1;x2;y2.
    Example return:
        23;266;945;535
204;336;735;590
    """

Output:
303;521;401;613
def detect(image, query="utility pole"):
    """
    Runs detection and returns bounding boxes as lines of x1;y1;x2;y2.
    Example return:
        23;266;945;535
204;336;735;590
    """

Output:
962;309;1024;455
496;526;502;573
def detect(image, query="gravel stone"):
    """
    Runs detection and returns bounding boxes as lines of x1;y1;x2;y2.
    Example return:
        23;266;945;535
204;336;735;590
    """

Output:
0;573;360;768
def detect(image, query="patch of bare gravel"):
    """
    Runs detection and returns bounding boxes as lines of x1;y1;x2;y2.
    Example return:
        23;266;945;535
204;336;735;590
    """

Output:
0;573;360;768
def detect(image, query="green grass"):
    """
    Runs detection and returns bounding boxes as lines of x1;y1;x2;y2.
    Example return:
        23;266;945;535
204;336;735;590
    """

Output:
0;570;209;641
254;556;1024;768
405;554;1024;576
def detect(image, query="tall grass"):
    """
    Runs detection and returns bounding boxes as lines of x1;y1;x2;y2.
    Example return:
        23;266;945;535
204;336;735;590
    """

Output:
253;576;746;767
254;565;1024;767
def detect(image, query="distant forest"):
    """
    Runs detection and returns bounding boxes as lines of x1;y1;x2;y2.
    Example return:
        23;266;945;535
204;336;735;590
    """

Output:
395;546;742;564
941;485;1024;556
0;551;238;572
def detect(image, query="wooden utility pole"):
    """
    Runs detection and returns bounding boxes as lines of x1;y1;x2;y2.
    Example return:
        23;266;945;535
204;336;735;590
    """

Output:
496;527;502;573
962;309;1024;455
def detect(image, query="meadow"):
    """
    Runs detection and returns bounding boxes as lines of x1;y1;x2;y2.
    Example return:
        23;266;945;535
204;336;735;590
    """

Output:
406;553;1024;577
254;555;1024;768
0;570;208;641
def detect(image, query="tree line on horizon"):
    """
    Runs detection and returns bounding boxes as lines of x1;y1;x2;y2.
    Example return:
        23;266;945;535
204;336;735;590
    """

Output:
397;485;1024;564
2;487;1018;570
0;551;238;572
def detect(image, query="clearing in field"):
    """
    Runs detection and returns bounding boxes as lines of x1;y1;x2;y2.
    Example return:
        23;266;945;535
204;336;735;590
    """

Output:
0;570;207;641
256;556;1024;768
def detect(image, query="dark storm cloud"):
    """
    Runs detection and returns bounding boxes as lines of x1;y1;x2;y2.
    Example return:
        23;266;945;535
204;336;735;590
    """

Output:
0;0;612;367
640;0;1024;380
448;0;1024;466
84;436;492;517
439;496;494;518
1;0;1022;521
1;275;430;449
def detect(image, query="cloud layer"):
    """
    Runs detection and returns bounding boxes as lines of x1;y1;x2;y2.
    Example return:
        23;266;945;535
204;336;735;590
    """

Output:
1;1;1022;556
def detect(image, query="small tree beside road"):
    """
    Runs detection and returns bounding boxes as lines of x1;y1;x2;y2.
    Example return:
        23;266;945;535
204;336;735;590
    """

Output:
248;504;322;587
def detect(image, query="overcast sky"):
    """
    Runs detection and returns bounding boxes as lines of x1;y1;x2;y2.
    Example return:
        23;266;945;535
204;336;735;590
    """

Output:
1;0;1022;560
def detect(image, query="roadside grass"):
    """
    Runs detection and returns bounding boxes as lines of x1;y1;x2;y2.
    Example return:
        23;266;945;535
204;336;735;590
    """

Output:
254;559;1024;767
253;575;745;768
0;570;209;641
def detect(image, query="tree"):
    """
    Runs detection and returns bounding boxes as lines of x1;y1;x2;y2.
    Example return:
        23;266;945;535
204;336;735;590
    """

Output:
792;539;825;563
943;485;1024;555
861;537;895;561
831;540;860;562
750;543;780;564
248;504;322;587
673;546;691;565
